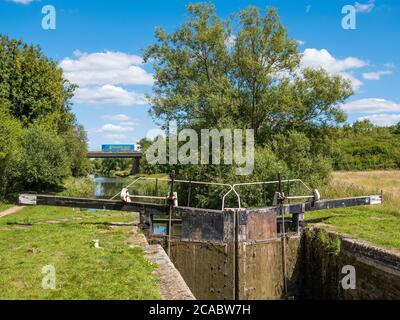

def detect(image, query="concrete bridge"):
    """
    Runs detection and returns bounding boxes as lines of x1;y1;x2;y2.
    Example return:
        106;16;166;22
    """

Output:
87;151;143;175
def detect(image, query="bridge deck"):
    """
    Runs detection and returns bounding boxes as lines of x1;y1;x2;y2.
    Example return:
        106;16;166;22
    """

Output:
87;151;143;158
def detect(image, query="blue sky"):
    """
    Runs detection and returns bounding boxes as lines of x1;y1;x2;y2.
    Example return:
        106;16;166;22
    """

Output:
1;0;399;149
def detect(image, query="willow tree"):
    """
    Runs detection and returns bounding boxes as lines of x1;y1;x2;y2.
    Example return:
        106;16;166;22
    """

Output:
144;2;352;144
143;3;353;204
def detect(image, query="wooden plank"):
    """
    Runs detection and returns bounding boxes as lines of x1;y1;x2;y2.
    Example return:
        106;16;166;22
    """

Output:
152;219;182;223
18;194;381;216
19;194;168;213
271;195;382;215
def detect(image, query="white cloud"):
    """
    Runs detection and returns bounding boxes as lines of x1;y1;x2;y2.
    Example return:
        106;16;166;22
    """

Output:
341;98;400;113
8;0;35;4
121;121;138;127
98;124;135;133
73;84;147;106
301;48;368;90
362;70;392;80
100;114;131;121
297;40;306;46
355;0;375;13
384;63;395;69
103;134;128;140
358;114;400;126
302;48;367;73
59;51;153;86
101;133;136;144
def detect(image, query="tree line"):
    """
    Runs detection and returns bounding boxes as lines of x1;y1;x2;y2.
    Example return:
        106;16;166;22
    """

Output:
332;120;400;171
0;35;90;198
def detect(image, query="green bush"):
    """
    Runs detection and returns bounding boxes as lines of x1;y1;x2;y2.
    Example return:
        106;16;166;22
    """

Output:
60;177;95;198
61;124;92;177
0;36;90;196
332;120;400;171
19;125;71;190
0;110;23;197
271;131;332;187
174;147;290;209
138;132;332;209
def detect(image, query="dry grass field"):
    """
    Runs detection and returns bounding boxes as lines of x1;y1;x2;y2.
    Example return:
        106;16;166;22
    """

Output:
306;170;400;250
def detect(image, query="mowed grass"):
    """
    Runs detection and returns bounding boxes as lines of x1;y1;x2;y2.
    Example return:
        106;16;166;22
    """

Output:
0;202;13;212
0;206;160;300
306;170;400;250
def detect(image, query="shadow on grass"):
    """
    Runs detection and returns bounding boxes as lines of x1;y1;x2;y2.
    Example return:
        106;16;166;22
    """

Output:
305;216;334;224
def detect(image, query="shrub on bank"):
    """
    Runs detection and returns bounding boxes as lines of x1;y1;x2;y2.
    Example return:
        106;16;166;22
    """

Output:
19;126;71;190
60;177;96;198
0;110;23;198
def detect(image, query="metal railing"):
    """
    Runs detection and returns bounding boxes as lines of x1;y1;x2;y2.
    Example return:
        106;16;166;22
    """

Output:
110;176;235;210
230;179;312;209
110;176;313;211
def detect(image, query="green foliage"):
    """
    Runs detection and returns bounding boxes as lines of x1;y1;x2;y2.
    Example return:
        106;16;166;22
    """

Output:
92;158;133;177
332;120;400;170
0;35;89;195
0;110;23;197
139;137;175;175
393;122;400;135
127;174;170;203
0;35;76;125
60;177;96;198
144;3;352;141
31;105;91;178
301;228;342;299
19;125;71;190
271;131;332;187
174;148;286;209
141;2;354;203
62;124;91;177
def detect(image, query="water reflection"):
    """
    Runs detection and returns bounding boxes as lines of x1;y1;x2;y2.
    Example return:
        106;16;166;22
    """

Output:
94;176;126;198
153;223;167;235
152;223;182;236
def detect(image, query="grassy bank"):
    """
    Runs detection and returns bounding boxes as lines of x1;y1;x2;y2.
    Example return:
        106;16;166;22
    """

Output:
0;202;13;212
0;197;16;212
306;170;400;250
0;206;160;299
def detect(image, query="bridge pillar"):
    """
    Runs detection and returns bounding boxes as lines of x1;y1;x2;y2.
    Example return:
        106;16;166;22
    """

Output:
131;158;140;175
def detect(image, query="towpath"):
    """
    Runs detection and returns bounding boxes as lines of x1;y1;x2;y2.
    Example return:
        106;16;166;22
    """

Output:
0;206;25;218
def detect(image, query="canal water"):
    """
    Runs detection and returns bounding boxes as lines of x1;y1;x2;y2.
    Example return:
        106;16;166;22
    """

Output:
93;175;174;235
94;176;126;198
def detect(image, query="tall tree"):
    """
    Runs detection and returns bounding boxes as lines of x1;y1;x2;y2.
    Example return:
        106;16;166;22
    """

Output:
0;35;76;127
144;3;353;143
